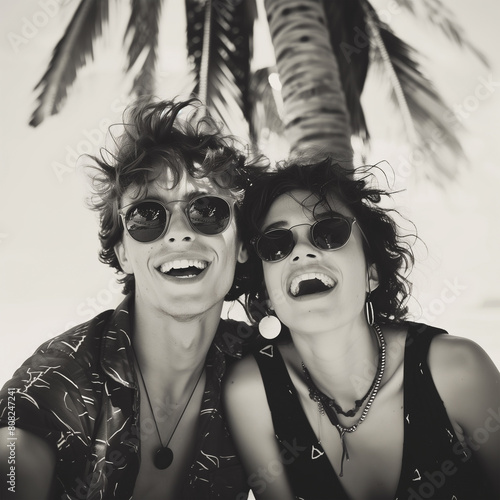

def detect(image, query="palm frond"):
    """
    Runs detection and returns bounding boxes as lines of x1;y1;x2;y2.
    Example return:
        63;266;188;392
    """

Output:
364;3;465;179
322;0;369;141
185;0;257;141
124;0;163;96
362;3;417;143
394;0;489;66
30;0;110;127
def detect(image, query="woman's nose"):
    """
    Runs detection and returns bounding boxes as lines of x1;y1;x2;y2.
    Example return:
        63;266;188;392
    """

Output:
290;227;318;262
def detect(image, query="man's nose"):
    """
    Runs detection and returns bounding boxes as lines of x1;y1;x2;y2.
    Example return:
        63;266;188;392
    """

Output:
165;205;196;243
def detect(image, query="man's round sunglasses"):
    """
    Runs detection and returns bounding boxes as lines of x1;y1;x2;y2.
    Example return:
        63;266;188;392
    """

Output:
251;215;359;262
118;194;236;243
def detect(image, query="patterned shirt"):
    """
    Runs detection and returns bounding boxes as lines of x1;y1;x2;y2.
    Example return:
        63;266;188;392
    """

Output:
0;295;253;499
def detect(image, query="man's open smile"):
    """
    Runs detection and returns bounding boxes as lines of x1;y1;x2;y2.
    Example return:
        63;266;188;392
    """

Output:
158;259;210;279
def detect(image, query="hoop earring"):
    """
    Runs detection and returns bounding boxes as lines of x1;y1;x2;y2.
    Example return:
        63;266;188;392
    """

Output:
258;311;281;340
365;292;375;326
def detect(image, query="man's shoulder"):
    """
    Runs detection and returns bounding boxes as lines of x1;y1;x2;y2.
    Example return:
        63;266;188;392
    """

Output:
1;309;115;397
37;308;114;362
0;309;119;434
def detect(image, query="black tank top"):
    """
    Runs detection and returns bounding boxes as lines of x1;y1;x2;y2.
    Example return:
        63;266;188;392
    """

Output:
253;322;495;499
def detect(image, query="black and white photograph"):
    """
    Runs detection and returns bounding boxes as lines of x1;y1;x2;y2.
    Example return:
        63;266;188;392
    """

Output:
1;0;499;498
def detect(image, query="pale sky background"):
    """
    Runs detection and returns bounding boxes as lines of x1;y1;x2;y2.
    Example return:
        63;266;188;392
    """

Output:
1;0;499;385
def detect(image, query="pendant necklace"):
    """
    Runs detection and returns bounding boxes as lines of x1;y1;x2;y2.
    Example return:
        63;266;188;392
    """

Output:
132;345;205;470
302;323;386;476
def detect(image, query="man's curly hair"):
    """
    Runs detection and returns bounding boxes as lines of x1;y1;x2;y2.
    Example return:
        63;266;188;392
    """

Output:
241;157;415;325
88;98;267;297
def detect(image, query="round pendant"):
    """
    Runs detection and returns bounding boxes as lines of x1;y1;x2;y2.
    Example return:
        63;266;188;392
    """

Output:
154;446;173;469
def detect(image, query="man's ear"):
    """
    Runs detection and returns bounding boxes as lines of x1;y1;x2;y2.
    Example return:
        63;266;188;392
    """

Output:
114;240;134;274
367;263;379;292
237;242;249;264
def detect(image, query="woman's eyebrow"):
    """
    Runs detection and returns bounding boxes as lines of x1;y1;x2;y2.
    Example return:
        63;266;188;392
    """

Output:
263;220;288;232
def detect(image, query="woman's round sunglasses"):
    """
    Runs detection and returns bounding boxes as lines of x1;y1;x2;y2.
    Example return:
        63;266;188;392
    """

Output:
118;194;236;243
251;215;359;262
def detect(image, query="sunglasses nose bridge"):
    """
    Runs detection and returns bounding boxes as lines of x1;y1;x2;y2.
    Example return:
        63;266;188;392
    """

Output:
162;201;196;241
288;223;319;261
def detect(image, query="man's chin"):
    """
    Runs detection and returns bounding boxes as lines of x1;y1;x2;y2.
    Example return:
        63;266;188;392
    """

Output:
161;296;225;321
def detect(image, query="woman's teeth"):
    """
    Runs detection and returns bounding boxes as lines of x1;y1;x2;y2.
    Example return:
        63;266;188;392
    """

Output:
290;272;335;297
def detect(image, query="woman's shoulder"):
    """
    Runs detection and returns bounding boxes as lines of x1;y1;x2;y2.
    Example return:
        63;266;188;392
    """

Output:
400;320;496;385
223;351;278;442
224;349;270;408
426;327;500;426
224;341;295;408
225;351;261;387
428;330;495;378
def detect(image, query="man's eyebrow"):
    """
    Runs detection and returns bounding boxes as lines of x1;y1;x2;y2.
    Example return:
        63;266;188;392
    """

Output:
262;220;288;232
134;190;214;204
185;190;211;200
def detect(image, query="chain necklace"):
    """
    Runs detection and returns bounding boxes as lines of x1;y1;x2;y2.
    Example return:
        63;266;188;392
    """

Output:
302;323;386;476
132;345;205;470
303;339;382;418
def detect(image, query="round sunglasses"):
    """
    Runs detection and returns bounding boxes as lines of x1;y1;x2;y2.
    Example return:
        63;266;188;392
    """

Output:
251;215;358;262
118;194;236;243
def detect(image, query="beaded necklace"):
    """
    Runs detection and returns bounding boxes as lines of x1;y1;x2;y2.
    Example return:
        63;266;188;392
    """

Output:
302;323;386;476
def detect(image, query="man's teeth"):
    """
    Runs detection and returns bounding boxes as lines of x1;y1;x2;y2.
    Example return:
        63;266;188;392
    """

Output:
290;273;334;297
159;259;208;274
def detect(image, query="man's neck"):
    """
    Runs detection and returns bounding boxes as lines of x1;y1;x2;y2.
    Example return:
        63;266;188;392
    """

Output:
131;297;223;399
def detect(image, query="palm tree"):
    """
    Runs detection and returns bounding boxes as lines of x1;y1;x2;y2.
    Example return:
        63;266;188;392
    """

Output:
30;0;487;176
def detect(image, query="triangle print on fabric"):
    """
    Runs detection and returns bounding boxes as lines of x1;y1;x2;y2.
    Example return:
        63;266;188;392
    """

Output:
311;444;324;460
259;345;274;358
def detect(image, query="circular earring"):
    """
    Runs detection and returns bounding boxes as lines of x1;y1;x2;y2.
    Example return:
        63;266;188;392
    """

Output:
259;313;281;340
365;292;375;326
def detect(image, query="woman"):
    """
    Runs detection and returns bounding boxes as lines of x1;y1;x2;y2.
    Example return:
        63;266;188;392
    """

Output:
224;158;500;499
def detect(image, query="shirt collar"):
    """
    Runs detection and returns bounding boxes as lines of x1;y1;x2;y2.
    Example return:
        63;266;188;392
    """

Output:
100;294;137;388
100;294;246;388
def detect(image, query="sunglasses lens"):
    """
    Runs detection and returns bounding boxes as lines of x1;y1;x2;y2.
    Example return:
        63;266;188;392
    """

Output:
313;218;352;249
188;196;231;235
125;201;167;242
256;230;295;262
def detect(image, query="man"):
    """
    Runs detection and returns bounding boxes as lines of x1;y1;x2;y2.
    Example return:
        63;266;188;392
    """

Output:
0;99;265;499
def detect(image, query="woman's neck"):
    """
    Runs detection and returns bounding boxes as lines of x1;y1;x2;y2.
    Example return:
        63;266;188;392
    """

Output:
291;317;380;404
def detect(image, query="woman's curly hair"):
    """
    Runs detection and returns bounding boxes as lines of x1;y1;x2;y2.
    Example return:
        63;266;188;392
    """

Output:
241;157;415;325
88;97;267;297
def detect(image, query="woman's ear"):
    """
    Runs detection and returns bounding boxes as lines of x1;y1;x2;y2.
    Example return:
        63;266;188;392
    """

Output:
114;240;134;274
367;263;379;292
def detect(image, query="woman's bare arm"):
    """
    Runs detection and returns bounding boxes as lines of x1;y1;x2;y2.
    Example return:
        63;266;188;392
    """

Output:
0;427;56;499
429;334;500;495
224;355;295;500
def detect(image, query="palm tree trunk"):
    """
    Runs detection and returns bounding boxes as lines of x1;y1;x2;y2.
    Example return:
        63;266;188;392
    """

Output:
264;0;353;164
